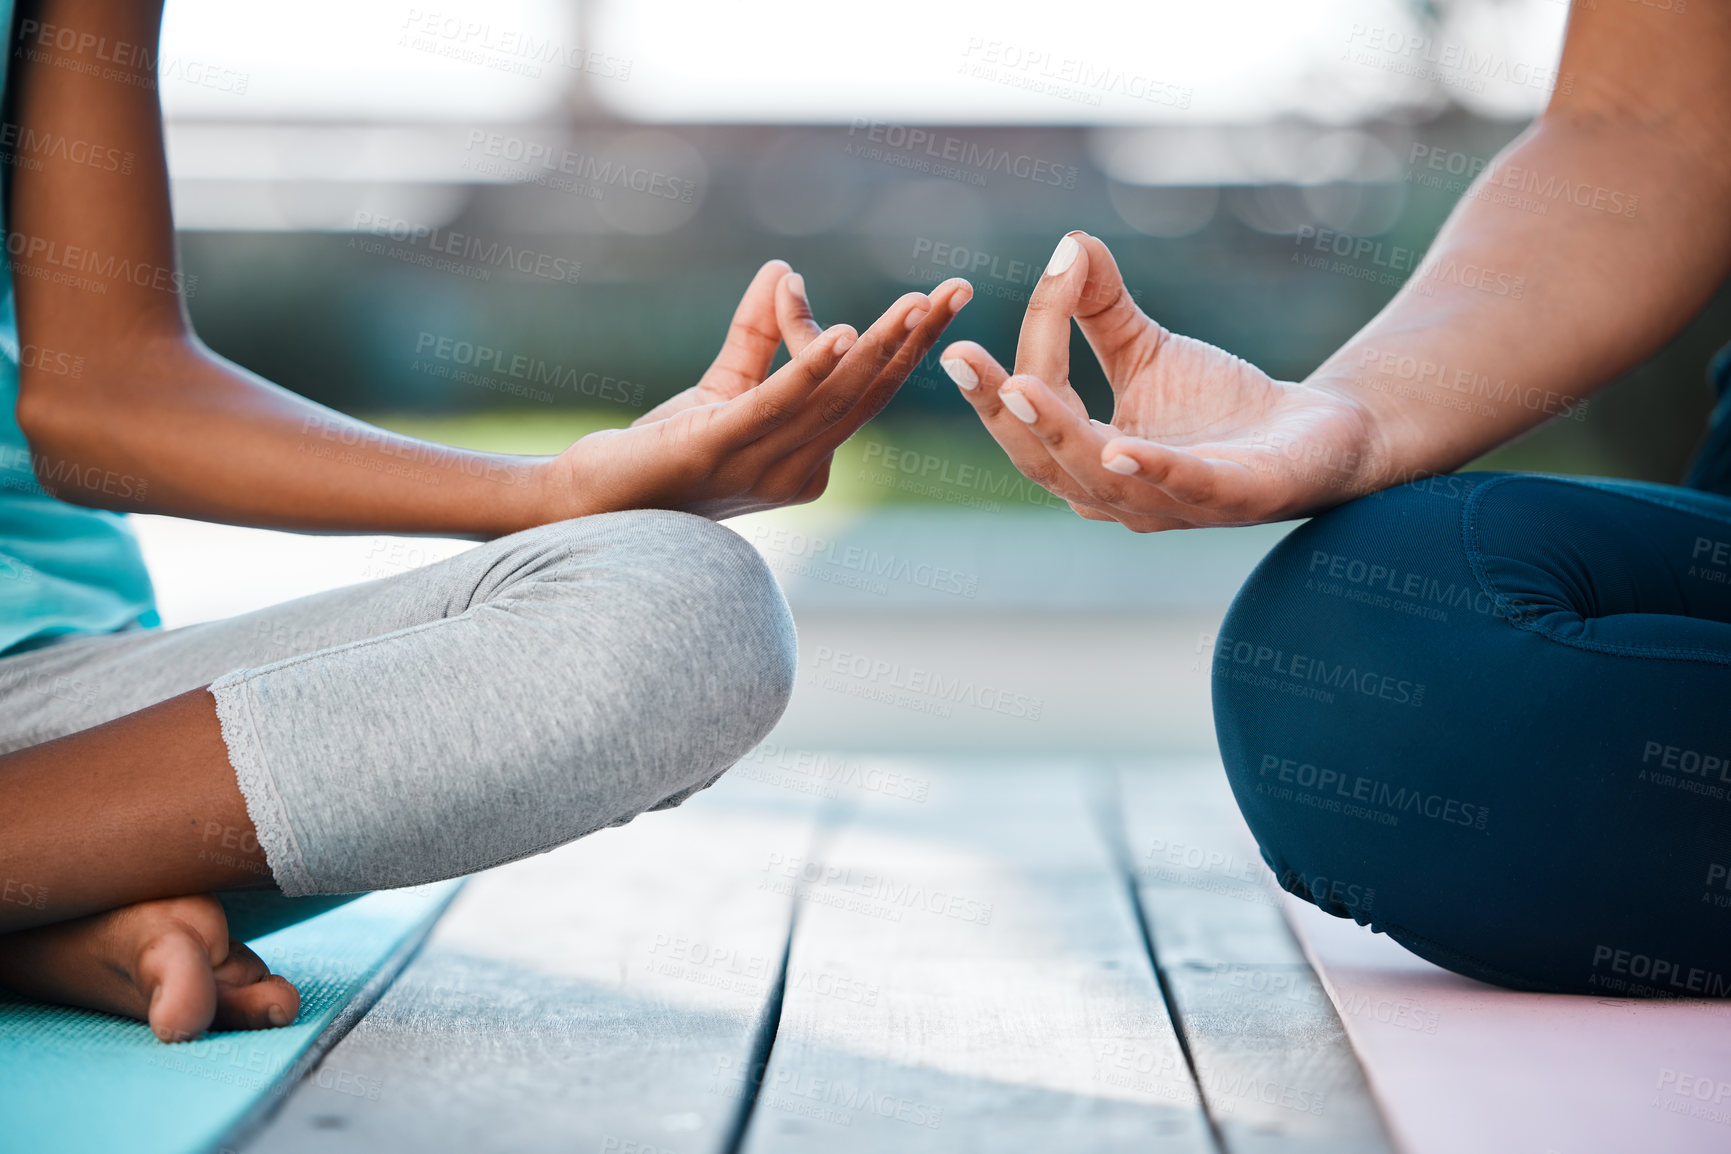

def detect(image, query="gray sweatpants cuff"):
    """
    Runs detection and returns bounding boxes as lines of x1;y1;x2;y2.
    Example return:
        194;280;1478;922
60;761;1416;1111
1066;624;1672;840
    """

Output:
211;670;318;897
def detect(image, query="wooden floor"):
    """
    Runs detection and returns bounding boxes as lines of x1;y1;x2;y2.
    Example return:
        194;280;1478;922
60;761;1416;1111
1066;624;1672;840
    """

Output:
234;758;1393;1154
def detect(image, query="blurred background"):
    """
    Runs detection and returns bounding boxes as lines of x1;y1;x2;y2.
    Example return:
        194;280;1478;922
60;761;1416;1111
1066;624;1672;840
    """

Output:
140;0;1731;753
162;0;1727;487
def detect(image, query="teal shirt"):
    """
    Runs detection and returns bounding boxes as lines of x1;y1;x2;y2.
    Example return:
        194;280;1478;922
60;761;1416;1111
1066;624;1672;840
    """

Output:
0;0;158;655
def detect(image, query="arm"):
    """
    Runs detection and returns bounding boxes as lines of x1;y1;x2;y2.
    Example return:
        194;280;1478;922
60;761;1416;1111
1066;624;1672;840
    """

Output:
9;0;969;536
1312;0;1731;485
942;0;1731;530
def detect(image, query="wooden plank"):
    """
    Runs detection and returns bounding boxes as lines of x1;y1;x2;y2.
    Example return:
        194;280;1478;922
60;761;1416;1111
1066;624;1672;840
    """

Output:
738;759;1214;1153
1117;757;1396;1154
240;770;824;1154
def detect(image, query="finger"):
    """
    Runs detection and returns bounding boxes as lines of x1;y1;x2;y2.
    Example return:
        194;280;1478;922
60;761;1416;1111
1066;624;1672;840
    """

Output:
1014;231;1089;385
776;272;824;357
759;291;932;451
710;323;857;444
937;342;1098;507
1067;499;1117;521
706;259;793;387
871;278;972;407
795;279;972;458
995;373;1145;507
998;373;1235;525
1100;435;1260;516
1065;234;1152;378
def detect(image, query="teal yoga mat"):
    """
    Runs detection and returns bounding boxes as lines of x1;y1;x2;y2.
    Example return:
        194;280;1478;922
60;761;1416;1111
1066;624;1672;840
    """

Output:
0;881;462;1154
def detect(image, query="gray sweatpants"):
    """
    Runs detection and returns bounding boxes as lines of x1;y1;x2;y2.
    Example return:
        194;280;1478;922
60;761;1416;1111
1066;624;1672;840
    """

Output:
0;510;797;902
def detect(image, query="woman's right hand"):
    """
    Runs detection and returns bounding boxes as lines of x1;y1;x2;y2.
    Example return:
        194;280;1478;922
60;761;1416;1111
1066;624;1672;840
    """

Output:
543;265;973;522
940;232;1387;532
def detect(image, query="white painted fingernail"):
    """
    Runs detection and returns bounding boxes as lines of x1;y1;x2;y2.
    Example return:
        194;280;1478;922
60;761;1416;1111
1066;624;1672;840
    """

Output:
1104;454;1140;475
1044;235;1079;277
1001;389;1037;423
941;359;978;390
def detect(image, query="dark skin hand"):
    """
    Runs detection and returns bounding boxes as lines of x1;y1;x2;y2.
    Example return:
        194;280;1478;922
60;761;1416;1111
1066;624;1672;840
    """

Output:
0;0;973;1041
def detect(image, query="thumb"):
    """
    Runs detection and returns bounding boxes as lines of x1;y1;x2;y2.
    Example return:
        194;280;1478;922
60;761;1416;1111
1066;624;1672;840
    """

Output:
1065;234;1156;398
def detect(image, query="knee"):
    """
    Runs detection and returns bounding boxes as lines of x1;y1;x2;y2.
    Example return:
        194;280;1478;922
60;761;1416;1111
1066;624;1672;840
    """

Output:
524;510;796;797
1210;479;1486;921
588;508;796;738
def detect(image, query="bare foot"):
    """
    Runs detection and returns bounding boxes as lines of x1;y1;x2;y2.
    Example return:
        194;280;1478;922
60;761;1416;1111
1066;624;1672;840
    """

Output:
0;893;300;1042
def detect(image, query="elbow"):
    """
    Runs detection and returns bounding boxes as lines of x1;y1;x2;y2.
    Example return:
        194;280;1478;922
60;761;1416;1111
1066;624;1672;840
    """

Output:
13;359;95;461
15;364;72;453
13;361;138;508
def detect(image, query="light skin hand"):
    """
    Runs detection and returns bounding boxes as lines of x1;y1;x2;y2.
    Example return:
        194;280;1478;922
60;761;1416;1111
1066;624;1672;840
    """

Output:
941;232;1379;531
548;265;974;520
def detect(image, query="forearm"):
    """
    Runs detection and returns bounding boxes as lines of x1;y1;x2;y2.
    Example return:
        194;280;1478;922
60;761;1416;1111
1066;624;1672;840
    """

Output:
1307;111;1731;489
7;0;553;537
20;335;553;536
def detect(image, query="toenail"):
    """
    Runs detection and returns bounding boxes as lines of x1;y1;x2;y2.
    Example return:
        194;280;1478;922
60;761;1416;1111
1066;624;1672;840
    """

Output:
268;1004;291;1027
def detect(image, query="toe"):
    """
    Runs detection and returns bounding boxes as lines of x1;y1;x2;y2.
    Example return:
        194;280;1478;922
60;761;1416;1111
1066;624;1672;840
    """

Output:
212;940;301;1030
136;928;218;1043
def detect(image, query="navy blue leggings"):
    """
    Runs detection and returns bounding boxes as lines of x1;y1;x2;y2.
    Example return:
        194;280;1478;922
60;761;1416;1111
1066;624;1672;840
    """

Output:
1215;356;1731;996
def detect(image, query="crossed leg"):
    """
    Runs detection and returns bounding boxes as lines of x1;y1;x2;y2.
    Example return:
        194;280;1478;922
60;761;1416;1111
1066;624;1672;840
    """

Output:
0;510;796;1038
